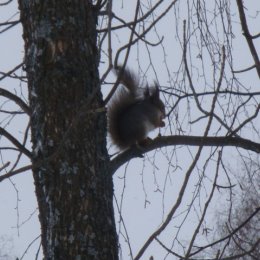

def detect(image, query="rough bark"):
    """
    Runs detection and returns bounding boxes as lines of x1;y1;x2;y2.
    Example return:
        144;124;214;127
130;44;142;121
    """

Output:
18;1;118;259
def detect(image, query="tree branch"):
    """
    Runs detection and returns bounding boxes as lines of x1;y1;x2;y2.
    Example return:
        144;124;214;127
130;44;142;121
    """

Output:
236;0;260;78
0;64;30;115
232;64;256;74
184;151;221;259
189;207;260;257
0;164;32;182
0;62;23;80
0;87;31;115
109;135;260;174
0;127;32;158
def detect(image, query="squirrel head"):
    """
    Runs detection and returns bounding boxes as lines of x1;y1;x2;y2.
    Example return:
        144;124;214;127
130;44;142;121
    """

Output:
144;82;166;127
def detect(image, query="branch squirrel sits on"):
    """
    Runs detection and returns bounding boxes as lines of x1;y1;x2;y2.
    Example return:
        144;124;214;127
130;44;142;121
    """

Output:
107;66;166;150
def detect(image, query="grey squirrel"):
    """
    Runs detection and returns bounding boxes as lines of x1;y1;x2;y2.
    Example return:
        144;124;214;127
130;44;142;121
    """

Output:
107;66;165;150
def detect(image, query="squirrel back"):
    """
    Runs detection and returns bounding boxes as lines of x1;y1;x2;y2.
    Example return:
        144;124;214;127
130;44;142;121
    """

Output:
107;66;165;150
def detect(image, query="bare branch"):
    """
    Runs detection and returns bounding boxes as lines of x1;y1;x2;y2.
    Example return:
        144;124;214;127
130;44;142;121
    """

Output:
0;0;13;6
251;32;260;39
134;145;204;260
104;0;141;105
114;1;177;68
0;164;32;182
0;87;30;115
20;235;41;260
0;127;32;158
98;0;166;33
229;104;260;136
134;60;224;259
156;238;260;260
0;63;30;114
189;208;260;257
0;20;19;26
155;238;183;258
184;151;221;259
110;135;260;174
232;64;256;74
236;0;260;78
0;62;24;80
0;20;20;34
0;161;10;172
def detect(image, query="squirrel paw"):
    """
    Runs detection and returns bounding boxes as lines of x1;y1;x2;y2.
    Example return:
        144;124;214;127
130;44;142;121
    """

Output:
137;137;153;148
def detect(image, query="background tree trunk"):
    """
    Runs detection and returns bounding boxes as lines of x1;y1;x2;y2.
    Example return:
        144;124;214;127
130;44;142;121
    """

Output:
18;1;118;259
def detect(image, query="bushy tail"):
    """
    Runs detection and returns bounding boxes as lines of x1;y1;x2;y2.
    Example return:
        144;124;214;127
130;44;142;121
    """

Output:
107;66;140;149
114;66;140;94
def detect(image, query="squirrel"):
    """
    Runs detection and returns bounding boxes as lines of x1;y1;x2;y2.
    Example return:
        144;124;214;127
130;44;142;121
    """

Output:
107;66;165;150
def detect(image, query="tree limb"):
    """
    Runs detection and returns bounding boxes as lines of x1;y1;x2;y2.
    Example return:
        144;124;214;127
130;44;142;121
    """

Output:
189;207;260;257
0;164;32;182
236;0;260;78
109;135;260;174
0;127;32;158
0;87;31;115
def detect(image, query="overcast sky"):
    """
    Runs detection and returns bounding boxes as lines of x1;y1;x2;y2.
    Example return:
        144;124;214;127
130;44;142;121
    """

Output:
0;1;259;260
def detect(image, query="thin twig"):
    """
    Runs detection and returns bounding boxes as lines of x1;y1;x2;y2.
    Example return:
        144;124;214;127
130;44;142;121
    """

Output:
0;127;32;158
236;0;260;78
189;207;260;257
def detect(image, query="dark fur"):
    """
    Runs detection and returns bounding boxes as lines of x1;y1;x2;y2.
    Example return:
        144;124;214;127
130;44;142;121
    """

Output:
107;67;165;150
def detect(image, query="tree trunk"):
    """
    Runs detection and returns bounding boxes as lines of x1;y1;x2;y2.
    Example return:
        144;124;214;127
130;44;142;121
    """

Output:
18;1;118;259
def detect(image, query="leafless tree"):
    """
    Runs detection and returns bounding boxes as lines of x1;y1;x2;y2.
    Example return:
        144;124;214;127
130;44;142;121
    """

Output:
0;0;259;259
0;235;16;260
211;157;260;260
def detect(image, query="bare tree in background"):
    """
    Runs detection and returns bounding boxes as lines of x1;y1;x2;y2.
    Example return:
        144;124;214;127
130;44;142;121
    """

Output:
0;0;259;259
0;235;16;260
213;158;260;260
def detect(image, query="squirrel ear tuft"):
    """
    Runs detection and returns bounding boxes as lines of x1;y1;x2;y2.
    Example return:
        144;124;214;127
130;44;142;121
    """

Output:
151;82;160;98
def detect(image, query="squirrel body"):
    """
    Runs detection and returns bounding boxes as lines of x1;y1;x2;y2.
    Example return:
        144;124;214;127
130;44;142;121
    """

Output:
107;67;165;150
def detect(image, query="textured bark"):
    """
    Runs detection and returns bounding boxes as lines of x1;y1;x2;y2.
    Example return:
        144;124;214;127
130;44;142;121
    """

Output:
18;1;118;259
